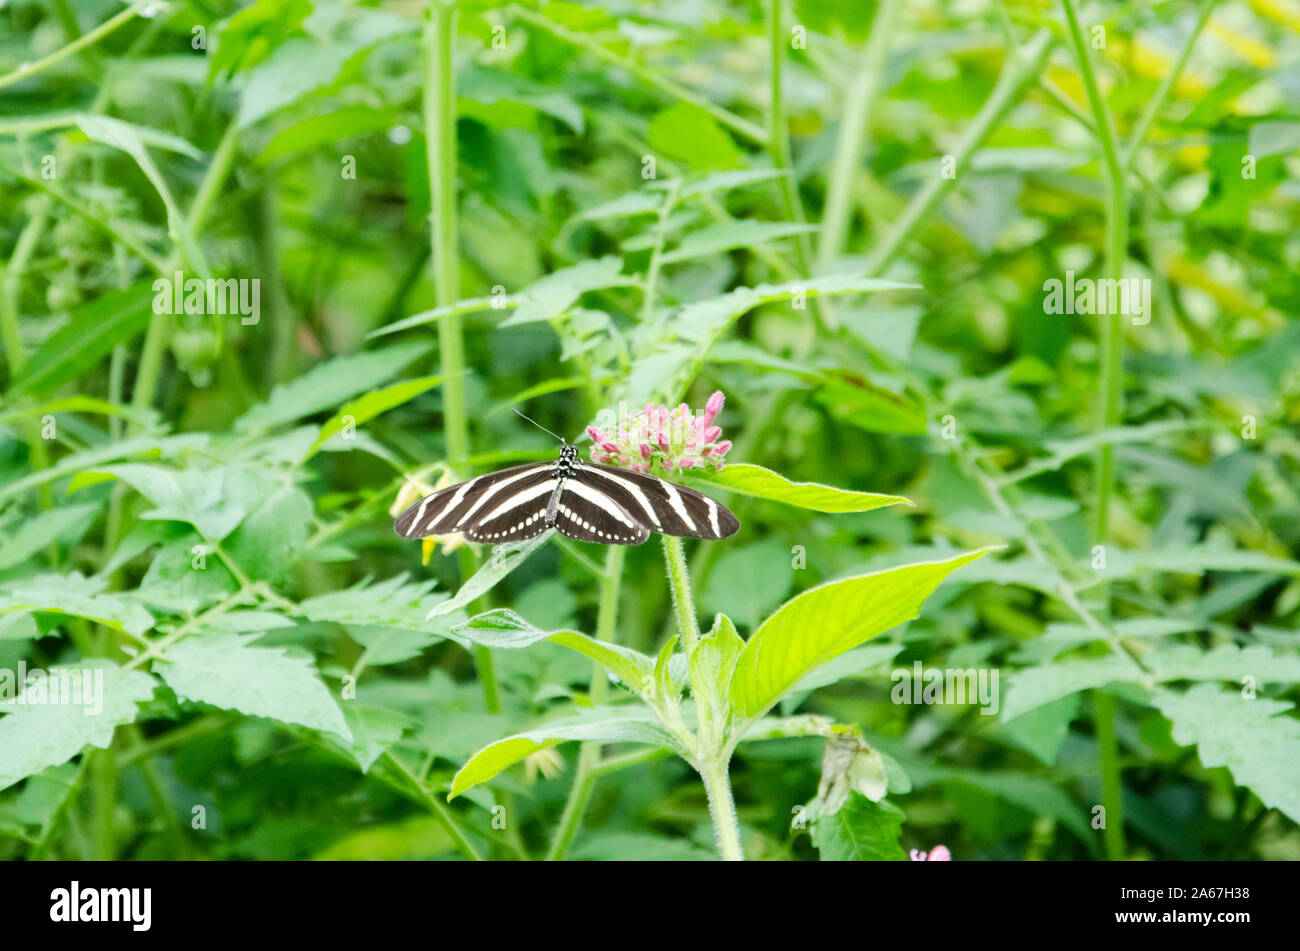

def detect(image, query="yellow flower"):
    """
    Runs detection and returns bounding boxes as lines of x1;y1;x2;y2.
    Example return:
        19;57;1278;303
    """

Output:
524;748;565;784
390;467;467;560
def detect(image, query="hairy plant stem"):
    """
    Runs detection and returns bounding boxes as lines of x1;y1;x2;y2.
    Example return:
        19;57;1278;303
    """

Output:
700;754;744;861
547;545;626;861
1061;0;1128;861
660;535;743;858
661;535;699;653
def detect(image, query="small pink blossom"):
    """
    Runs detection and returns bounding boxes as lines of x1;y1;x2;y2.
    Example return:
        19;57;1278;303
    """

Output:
910;845;952;861
586;391;732;476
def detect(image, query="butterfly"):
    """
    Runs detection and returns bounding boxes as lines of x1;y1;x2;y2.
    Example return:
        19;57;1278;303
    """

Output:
394;442;740;546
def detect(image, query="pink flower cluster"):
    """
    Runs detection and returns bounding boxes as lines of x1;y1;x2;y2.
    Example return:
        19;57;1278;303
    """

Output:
909;845;951;861
586;391;732;475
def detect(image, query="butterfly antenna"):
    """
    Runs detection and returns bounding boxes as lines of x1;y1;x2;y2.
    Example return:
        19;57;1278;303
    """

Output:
512;408;566;444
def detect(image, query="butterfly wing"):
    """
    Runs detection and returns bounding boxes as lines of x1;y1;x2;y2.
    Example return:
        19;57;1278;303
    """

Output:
394;464;552;539
554;478;651;545
579;463;739;540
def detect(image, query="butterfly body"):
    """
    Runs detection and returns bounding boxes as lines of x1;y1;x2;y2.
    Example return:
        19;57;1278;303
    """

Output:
395;444;739;546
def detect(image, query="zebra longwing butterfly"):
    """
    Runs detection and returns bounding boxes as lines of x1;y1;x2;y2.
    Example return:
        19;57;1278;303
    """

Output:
394;443;739;546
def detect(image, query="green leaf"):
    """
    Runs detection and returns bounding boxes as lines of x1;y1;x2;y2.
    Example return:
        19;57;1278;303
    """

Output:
297;575;464;647
427;531;555;621
661;221;819;264
91;463;278;542
1151;685;1300;824
690;614;745;699
339;704;413;774
699;539;794;631
450;709;686;798
233;341;432;433
0;433;209;507
305;374;441;460
0;663;157;793
698;463;911;513
1000;694;1081;766
815;371;928;435
453;609;656;695
0;573;154;637
9;285;154;397
811;793;906;860
498;257;634;326
256;103;399;165
155;633;351;741
647;102;743;170
1001;657;1137;721
729;549;992;720
0;503;101;571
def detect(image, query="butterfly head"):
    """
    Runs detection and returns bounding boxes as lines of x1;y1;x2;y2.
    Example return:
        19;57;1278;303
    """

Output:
559;442;578;466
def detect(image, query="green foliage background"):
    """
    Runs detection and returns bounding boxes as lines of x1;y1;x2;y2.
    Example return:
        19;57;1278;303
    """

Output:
1;0;1298;860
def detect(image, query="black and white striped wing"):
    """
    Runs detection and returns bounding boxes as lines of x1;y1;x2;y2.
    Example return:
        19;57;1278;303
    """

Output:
394;464;553;542
576;464;740;541
553;479;651;545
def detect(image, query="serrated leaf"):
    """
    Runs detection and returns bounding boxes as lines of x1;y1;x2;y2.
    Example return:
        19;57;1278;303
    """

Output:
91;463;277;542
729;549;992;720
811;793;906;861
0;573;154;637
0;663;157;792
1152;685;1300;824
340;704;413;774
233;341;432;433
304;374;441;460
155;633;351;741
298;575;464;647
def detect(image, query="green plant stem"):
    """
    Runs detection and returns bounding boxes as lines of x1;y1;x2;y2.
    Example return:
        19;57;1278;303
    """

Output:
381;752;483;861
1061;0;1129;861
700;755;744;861
547;545;626;861
130;123;240;421
1121;0;1216;171
509;5;768;146
421;1;501;712
765;0;823;328
1093;690;1124;859
817;0;901;274
661;535;699;653
865;28;1053;276
0;1;150;91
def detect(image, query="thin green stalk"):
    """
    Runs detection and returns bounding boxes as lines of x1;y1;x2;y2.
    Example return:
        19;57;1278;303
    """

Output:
509;5;768;146
381;751;483;861
765;0;824;324
547;545;626;861
423;1;501;718
817;0;901;275
661;535;699;653
865;28;1054;276
700;755;744;861
1121;0;1216;171
0;1;151;91
1061;0;1129;860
